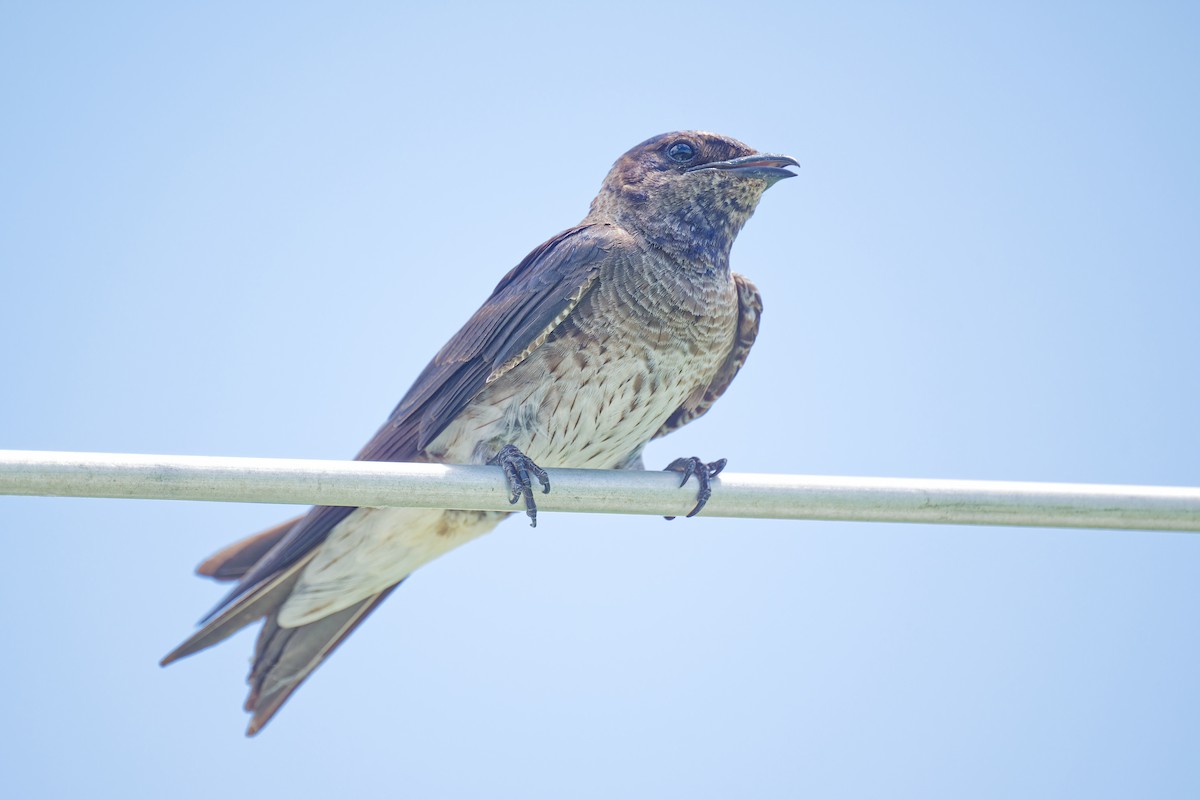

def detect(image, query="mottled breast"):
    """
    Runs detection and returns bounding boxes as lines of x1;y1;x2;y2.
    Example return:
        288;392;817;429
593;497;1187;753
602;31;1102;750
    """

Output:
428;246;739;469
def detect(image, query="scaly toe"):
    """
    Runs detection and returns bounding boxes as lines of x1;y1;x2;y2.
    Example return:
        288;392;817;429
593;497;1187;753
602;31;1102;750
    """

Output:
489;444;551;528
663;456;726;520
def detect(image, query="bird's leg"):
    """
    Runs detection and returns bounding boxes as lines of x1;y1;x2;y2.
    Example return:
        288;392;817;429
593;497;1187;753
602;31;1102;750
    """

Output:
663;456;727;520
489;444;551;528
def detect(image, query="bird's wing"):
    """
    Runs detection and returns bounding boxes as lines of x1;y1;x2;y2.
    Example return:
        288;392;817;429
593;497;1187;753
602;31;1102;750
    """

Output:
653;272;762;439
358;221;614;459
182;222;614;634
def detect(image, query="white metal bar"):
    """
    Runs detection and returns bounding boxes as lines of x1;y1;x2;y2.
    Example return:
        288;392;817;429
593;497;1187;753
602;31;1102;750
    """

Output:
0;449;1198;532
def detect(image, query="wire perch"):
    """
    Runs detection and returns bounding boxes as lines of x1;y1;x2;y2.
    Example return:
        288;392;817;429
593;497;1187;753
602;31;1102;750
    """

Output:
1;450;1197;532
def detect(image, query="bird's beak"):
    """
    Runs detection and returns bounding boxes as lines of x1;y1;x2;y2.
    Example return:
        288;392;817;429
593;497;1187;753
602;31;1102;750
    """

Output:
686;153;800;184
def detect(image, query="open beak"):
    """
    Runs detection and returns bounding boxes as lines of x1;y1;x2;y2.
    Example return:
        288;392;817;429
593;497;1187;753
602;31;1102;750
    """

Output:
686;153;800;184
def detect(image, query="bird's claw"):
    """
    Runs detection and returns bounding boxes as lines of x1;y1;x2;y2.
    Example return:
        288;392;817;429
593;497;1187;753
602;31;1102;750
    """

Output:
490;444;551;527
663;456;727;519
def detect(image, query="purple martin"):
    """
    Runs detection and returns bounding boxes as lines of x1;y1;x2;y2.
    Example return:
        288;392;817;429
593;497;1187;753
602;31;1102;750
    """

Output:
162;131;798;734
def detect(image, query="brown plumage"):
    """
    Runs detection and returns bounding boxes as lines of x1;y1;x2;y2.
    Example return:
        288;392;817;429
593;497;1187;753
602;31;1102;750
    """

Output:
162;131;797;734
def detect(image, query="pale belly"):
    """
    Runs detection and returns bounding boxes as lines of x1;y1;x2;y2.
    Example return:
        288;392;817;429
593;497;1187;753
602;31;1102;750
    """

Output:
428;331;725;469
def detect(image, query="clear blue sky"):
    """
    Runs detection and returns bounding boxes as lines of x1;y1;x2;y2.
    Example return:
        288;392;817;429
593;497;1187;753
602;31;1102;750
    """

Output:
2;2;1199;797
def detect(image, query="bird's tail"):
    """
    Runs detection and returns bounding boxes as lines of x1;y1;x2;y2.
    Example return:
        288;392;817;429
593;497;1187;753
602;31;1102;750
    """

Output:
160;517;306;665
162;516;402;735
244;585;398;735
196;516;302;582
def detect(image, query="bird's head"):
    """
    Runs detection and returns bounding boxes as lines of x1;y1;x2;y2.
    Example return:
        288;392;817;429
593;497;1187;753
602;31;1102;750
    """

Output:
588;131;798;270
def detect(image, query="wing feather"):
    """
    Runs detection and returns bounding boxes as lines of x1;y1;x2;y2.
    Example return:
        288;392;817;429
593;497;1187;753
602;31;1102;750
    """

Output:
363;222;612;457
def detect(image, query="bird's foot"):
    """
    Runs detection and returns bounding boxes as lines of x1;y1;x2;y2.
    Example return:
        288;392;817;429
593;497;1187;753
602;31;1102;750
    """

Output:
663;456;727;520
489;444;551;527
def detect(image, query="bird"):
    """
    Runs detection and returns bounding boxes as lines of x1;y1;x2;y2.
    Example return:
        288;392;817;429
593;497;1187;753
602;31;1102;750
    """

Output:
161;131;798;735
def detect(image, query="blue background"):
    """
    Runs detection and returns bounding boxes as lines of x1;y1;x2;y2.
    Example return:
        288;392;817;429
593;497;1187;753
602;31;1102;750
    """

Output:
2;2;1198;797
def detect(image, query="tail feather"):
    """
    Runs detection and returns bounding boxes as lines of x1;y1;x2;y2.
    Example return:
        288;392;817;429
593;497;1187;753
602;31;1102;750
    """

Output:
164;512;406;734
159;554;313;666
245;584;400;736
196;516;302;582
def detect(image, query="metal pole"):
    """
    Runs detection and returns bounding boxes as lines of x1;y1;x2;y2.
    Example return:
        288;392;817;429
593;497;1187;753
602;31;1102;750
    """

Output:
0;449;1198;532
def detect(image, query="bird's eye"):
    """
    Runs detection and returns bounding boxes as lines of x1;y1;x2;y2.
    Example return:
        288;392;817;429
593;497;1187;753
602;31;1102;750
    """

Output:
667;141;696;163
